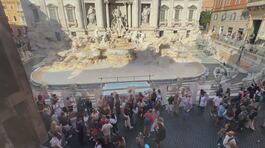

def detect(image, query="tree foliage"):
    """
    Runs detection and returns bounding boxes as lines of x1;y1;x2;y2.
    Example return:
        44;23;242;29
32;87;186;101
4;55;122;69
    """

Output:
199;11;212;29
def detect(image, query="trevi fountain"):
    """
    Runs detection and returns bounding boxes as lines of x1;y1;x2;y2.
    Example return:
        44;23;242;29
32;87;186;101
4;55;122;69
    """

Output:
31;5;206;86
31;33;206;85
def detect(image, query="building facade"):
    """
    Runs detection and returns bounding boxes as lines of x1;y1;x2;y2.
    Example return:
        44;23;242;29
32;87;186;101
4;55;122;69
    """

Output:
1;0;31;63
21;0;202;41
209;0;249;41
1;0;26;35
202;0;214;11
247;0;265;44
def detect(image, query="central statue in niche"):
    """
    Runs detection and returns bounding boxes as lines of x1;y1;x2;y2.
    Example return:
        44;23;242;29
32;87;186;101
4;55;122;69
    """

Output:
111;6;127;37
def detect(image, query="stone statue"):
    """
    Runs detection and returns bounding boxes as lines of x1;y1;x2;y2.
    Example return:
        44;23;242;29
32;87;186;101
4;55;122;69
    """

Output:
87;6;96;25
138;31;145;43
112;6;125;37
141;6;150;24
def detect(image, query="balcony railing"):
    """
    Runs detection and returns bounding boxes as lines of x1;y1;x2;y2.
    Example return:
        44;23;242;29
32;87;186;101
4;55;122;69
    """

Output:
211;33;265;57
211;34;245;48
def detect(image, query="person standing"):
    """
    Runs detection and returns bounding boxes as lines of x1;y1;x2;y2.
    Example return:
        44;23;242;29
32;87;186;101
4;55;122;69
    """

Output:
199;91;208;112
223;131;237;148
85;98;93;115
173;94;180;115
76;115;85;145
101;120;113;144
110;113;118;134
246;107;258;130
117;136;126;148
151;88;157;103
154;122;166;148
132;105;139;125
167;96;174;115
94;139;103;148
143;109;154;137
136;132;145;148
50;132;63;148
115;94;121;116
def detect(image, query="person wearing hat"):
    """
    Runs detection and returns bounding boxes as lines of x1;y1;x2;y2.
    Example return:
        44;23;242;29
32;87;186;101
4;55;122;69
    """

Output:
223;131;237;148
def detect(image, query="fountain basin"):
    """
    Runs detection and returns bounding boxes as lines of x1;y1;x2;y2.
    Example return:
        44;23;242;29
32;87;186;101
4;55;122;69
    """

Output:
31;61;206;87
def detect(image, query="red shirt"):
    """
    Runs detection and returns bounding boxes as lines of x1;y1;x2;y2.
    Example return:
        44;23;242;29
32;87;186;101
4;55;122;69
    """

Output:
144;112;154;123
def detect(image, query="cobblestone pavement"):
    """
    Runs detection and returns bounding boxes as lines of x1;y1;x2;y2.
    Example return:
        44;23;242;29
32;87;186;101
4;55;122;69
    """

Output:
63;105;265;148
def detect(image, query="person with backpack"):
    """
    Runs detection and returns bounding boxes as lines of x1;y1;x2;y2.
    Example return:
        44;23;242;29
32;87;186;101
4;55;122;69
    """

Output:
245;107;258;130
154;122;166;148
217;123;232;147
223;131;237;148
236;106;248;131
223;106;235;123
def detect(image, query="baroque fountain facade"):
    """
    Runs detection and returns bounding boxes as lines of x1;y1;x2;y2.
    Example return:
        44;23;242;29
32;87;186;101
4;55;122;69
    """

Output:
27;0;206;86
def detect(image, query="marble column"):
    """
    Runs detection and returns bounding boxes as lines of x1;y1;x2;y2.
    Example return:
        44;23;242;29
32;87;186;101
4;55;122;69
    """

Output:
105;0;110;28
168;0;174;27
57;0;67;29
183;0;188;24
128;2;132;28
150;0;160;28
132;0;139;28
75;0;85;29
96;0;104;28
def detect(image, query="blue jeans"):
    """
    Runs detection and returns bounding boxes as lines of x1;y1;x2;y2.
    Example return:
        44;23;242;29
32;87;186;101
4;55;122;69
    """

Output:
199;106;205;112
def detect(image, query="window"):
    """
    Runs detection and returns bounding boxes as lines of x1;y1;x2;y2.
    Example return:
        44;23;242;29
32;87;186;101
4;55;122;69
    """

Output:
32;8;40;22
236;0;241;4
230;12;236;20
175;9;180;21
221;12;227;21
65;5;75;23
214;14;218;20
71;32;76;36
47;4;58;22
228;27;233;36
186;30;191;38
240;9;249;20
226;0;231;5
219;26;224;34
188;10;194;21
160;5;169;22
13;16;17;21
212;26;216;32
188;5;197;22
237;28;244;40
174;5;183;22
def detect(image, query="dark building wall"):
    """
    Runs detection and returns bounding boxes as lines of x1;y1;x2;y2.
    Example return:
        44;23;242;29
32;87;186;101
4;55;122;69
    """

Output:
0;2;47;148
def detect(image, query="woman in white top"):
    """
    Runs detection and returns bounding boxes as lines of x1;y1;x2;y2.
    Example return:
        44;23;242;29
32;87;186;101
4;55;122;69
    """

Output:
199;92;208;112
50;133;63;148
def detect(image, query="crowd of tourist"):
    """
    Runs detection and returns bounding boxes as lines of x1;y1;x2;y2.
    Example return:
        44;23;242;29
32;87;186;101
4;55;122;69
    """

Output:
35;81;265;148
209;83;265;148
36;88;166;148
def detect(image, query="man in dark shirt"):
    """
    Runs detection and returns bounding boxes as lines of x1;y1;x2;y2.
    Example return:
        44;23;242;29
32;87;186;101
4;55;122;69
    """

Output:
151;88;157;103
155;122;166;148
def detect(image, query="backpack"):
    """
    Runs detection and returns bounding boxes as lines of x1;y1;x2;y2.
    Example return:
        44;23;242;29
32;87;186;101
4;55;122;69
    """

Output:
238;111;248;121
